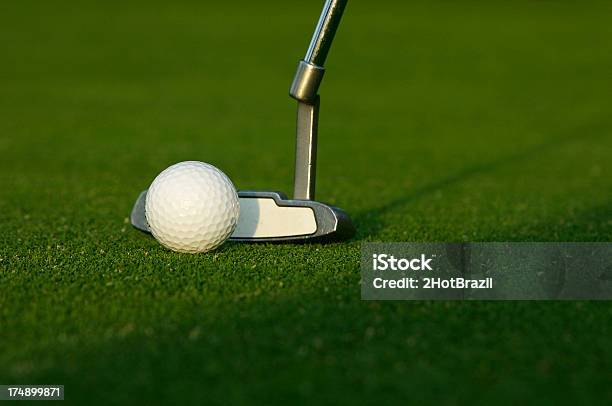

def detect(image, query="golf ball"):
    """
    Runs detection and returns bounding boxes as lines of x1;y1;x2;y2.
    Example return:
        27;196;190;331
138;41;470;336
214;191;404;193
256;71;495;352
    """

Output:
145;161;240;253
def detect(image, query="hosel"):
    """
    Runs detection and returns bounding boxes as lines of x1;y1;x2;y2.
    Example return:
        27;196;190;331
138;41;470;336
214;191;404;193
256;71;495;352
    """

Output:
289;61;325;104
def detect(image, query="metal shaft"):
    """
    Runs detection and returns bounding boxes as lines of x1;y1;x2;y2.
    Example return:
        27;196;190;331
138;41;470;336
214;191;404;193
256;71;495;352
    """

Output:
291;0;348;200
305;0;349;67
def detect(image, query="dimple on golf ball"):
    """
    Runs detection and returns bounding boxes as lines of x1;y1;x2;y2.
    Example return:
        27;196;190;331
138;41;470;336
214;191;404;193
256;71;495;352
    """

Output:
145;161;240;253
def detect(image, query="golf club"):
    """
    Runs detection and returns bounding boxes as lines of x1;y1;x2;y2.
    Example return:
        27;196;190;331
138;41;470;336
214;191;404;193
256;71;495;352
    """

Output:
130;0;354;242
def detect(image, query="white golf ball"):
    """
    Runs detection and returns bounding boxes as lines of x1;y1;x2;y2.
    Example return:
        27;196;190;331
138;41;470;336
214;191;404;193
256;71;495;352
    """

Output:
145;161;240;253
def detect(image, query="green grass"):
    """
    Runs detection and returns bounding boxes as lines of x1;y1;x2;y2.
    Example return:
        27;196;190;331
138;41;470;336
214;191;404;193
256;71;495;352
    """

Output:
1;0;612;404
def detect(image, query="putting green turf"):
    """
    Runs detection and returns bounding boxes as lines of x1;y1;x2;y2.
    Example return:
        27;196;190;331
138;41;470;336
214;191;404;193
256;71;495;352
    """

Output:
1;0;612;403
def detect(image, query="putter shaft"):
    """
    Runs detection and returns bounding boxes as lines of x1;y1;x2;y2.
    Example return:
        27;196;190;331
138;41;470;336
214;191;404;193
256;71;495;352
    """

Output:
305;0;349;67
290;0;348;200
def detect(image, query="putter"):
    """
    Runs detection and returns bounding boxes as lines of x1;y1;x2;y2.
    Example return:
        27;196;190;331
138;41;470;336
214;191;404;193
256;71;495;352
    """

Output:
130;0;354;242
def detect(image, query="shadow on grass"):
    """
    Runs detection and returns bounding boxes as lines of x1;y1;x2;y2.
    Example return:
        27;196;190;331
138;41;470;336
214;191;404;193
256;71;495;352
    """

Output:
354;120;608;239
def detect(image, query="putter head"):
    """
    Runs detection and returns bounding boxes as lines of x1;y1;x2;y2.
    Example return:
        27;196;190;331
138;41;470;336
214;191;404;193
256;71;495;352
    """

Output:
130;190;354;243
